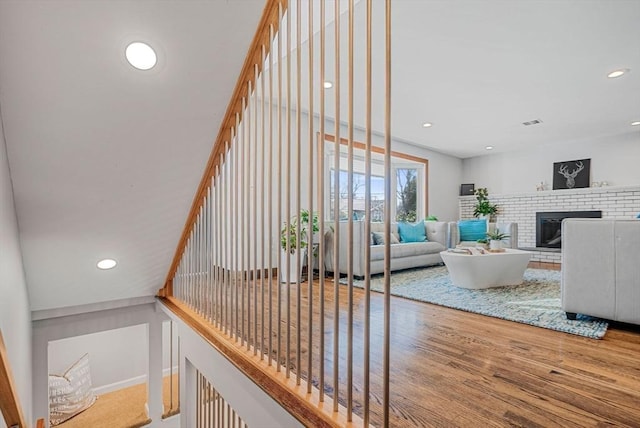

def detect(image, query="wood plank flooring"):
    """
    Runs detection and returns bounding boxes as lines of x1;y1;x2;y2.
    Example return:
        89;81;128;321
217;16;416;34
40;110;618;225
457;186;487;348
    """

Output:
276;273;640;427
179;267;640;427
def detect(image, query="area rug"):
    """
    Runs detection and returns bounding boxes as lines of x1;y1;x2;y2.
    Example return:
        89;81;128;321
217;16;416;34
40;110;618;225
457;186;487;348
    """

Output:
345;266;608;339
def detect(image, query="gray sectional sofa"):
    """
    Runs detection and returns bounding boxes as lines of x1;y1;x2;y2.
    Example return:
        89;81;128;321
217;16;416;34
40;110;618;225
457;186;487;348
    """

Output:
324;221;448;277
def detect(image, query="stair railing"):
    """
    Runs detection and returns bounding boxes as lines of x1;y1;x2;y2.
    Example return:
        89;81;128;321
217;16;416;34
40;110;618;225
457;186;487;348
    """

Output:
158;0;393;426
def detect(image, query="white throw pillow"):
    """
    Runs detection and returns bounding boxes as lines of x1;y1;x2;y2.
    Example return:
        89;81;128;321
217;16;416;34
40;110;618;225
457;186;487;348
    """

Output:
49;353;98;426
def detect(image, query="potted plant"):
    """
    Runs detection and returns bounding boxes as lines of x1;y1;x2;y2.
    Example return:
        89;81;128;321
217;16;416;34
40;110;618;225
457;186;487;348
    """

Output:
280;210;320;282
476;238;489;249
486;229;509;251
473;188;498;221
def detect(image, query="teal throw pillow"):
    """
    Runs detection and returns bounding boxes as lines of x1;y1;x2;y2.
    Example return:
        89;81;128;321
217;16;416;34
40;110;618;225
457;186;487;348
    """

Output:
397;221;427;243
458;219;487;241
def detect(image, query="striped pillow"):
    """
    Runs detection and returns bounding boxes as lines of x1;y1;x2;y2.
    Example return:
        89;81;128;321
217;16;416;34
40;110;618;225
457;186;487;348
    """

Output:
49;353;97;426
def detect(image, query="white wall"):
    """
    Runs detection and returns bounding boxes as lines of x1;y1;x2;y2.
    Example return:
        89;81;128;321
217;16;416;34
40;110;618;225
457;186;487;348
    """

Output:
461;132;640;195
0;115;32;427
47;320;177;392
32;302;167;426
48;324;147;390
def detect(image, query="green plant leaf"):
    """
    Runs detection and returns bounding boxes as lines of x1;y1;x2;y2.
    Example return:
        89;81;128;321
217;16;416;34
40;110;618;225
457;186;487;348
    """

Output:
281;210;320;251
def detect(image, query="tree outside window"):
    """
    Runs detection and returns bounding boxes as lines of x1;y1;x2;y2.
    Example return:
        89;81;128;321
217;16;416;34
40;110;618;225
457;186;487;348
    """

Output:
330;169;385;221
396;168;417;222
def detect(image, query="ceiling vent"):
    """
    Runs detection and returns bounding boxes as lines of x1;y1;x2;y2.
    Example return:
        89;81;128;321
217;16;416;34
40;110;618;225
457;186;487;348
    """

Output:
523;119;543;126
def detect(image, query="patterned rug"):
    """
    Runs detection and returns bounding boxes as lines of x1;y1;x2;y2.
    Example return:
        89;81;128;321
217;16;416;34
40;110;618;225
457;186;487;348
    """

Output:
346;265;608;339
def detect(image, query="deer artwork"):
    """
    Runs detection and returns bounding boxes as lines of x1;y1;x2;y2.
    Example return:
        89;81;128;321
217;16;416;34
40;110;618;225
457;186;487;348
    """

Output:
558;161;584;189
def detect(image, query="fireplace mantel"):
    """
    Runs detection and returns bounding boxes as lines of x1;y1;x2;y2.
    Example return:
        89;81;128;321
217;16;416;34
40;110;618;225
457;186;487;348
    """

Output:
458;184;640;201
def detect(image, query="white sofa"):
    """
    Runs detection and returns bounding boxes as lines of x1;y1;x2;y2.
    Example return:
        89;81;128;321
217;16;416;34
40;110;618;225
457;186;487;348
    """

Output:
448;221;519;249
324;221;449;277
561;218;640;325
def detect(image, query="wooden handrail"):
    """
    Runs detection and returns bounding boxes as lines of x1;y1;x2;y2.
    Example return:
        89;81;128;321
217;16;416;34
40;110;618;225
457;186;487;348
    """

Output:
158;297;363;428
0;330;27;428
160;0;287;296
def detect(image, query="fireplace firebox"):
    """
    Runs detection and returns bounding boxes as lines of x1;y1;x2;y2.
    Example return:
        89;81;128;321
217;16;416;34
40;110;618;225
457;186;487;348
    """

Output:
536;211;602;248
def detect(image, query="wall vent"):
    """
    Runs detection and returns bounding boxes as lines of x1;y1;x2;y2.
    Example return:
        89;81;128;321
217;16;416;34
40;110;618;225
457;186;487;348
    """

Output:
523;119;543;126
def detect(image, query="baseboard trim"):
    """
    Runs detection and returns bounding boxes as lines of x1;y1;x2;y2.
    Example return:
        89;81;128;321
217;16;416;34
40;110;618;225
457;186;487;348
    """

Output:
93;375;146;395
92;366;179;395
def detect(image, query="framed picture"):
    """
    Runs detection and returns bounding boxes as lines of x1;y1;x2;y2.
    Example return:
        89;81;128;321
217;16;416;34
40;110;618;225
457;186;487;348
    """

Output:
460;183;475;196
553;158;590;190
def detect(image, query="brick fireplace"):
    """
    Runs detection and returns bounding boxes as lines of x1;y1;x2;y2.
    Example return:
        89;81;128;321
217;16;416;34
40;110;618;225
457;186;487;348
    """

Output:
459;185;640;263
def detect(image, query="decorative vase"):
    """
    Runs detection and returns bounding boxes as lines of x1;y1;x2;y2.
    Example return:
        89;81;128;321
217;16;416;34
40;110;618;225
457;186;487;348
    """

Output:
478;214;490;231
489;240;502;251
280;249;306;283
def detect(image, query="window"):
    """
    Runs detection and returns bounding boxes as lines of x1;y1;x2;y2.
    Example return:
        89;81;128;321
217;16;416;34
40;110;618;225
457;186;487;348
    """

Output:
324;136;427;222
329;169;386;221
396;168;418;222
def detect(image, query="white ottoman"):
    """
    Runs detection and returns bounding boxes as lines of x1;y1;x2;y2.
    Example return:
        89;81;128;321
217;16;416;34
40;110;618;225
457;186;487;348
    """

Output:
440;248;532;289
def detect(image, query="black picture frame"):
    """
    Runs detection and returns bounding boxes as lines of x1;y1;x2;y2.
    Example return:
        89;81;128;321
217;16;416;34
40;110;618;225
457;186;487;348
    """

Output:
552;159;590;190
460;183;475;196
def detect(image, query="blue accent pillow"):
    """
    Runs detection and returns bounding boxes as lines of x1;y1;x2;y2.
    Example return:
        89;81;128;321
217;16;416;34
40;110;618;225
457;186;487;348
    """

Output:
458;219;487;241
397;221;427;243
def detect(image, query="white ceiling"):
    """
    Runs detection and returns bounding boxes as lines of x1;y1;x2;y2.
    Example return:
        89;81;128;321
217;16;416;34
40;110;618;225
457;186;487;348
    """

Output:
0;0;638;312
0;0;266;311
389;0;640;158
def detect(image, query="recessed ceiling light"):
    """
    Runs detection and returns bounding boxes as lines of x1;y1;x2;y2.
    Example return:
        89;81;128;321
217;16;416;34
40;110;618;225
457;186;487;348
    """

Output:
422;122;433;128
97;259;117;270
323;81;333;89
607;68;629;78
125;42;157;70
485;146;494;150
631;121;640;126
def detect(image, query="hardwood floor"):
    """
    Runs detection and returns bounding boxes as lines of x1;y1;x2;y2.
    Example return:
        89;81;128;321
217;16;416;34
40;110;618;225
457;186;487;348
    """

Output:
176;267;640;427
527;261;561;270
274;272;640;427
374;298;639;427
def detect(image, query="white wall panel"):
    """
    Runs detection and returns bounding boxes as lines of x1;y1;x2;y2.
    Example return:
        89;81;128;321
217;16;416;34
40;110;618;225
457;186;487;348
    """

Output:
158;302;303;428
462;132;640;194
